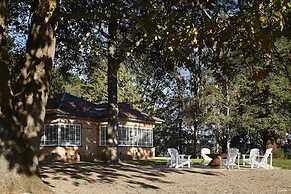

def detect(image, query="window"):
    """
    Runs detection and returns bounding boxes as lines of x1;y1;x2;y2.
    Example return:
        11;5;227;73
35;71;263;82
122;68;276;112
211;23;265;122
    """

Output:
41;124;81;146
100;125;153;147
100;126;107;146
41;124;58;146
118;126;127;146
142;128;153;147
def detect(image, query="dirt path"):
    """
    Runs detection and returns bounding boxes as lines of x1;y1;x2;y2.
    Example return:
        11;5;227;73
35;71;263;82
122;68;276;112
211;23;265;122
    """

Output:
40;162;291;194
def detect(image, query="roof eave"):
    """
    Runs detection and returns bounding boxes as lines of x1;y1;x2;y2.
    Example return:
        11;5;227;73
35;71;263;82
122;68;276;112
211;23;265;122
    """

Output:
46;111;160;124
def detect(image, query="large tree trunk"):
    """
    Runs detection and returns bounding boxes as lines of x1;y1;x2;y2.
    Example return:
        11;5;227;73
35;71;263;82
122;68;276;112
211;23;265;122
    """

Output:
0;0;57;193
0;0;11;109
105;0;120;162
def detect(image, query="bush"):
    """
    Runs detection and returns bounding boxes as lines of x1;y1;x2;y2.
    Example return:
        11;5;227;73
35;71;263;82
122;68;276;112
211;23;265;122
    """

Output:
272;148;285;159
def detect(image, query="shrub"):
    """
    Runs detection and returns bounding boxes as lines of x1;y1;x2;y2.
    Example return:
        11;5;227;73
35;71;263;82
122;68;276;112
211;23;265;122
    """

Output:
272;148;285;159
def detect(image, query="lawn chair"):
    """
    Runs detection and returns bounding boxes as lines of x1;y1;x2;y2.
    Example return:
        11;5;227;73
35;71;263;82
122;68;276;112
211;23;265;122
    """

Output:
201;148;212;165
166;148;191;168
219;148;240;170
253;148;273;169
242;148;260;168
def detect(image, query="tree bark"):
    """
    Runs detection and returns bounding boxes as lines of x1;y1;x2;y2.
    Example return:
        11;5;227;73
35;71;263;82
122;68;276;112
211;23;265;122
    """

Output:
263;53;277;150
178;118;183;152
0;0;57;192
15;12;56;174
263;128;277;150
105;0;120;162
0;0;12;115
192;124;198;158
225;82;230;151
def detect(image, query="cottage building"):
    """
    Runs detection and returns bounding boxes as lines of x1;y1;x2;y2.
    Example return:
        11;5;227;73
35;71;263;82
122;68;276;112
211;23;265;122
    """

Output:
40;93;162;161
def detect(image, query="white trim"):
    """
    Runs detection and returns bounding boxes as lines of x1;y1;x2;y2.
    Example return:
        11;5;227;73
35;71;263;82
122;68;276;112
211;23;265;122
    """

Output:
41;123;82;147
99;125;107;146
99;125;153;147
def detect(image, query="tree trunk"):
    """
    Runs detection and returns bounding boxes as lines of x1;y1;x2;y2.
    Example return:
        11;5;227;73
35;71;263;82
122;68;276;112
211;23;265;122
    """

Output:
226;82;231;151
178;119;183;152
192;123;198;158
263;128;277;150
0;0;11;112
0;0;5;48
0;0;57;193
105;0;120;163
221;140;228;153
263;53;277;150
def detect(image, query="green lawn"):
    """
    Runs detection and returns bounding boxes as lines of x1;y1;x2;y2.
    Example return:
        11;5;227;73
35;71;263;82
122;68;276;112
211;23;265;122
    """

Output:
123;158;202;166
237;158;291;169
123;158;167;166
195;158;291;169
272;158;291;169
123;157;291;169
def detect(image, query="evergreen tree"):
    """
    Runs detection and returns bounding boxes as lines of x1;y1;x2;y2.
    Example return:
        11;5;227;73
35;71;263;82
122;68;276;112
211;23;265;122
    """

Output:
80;57;141;104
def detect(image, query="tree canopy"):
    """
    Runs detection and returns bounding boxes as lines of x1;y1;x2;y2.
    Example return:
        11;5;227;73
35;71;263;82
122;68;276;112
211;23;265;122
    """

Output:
0;0;290;192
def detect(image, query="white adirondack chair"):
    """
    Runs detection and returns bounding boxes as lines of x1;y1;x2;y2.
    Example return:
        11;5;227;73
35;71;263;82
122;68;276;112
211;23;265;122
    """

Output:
253;148;273;169
242;148;260;168
219;148;240;170
166;148;191;168
201;148;212;165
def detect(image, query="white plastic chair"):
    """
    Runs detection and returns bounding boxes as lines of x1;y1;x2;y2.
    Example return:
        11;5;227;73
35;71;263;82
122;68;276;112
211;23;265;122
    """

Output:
201;148;212;165
253;148;273;169
219;148;240;170
166;148;191;168
242;148;260;168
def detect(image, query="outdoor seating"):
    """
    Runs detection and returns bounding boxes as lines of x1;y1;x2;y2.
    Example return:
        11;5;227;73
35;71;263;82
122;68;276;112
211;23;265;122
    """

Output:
166;148;191;168
242;148;260;168
219;148;240;170
200;148;212;165
253;148;274;169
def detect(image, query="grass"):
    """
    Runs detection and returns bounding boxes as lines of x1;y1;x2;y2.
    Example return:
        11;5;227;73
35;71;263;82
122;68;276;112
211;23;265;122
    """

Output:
123;158;167;166
80;156;291;170
237;158;291;169
123;158;202;166
123;157;291;169
272;158;291;169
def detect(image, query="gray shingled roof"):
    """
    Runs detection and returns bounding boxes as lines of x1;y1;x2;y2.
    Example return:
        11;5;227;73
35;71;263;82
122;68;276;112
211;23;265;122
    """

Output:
46;93;163;123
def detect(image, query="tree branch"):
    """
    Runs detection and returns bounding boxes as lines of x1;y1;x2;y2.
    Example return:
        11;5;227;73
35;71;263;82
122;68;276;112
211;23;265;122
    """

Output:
58;11;106;20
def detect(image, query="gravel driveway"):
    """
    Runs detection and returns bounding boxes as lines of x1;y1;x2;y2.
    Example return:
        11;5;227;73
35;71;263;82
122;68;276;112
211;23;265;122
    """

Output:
41;162;291;194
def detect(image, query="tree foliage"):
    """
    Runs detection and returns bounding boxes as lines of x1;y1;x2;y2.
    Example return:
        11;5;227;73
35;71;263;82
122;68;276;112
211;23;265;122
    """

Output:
0;3;290;192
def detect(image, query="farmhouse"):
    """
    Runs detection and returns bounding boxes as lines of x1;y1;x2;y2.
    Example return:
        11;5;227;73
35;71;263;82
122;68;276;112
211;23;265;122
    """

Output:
40;92;162;161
